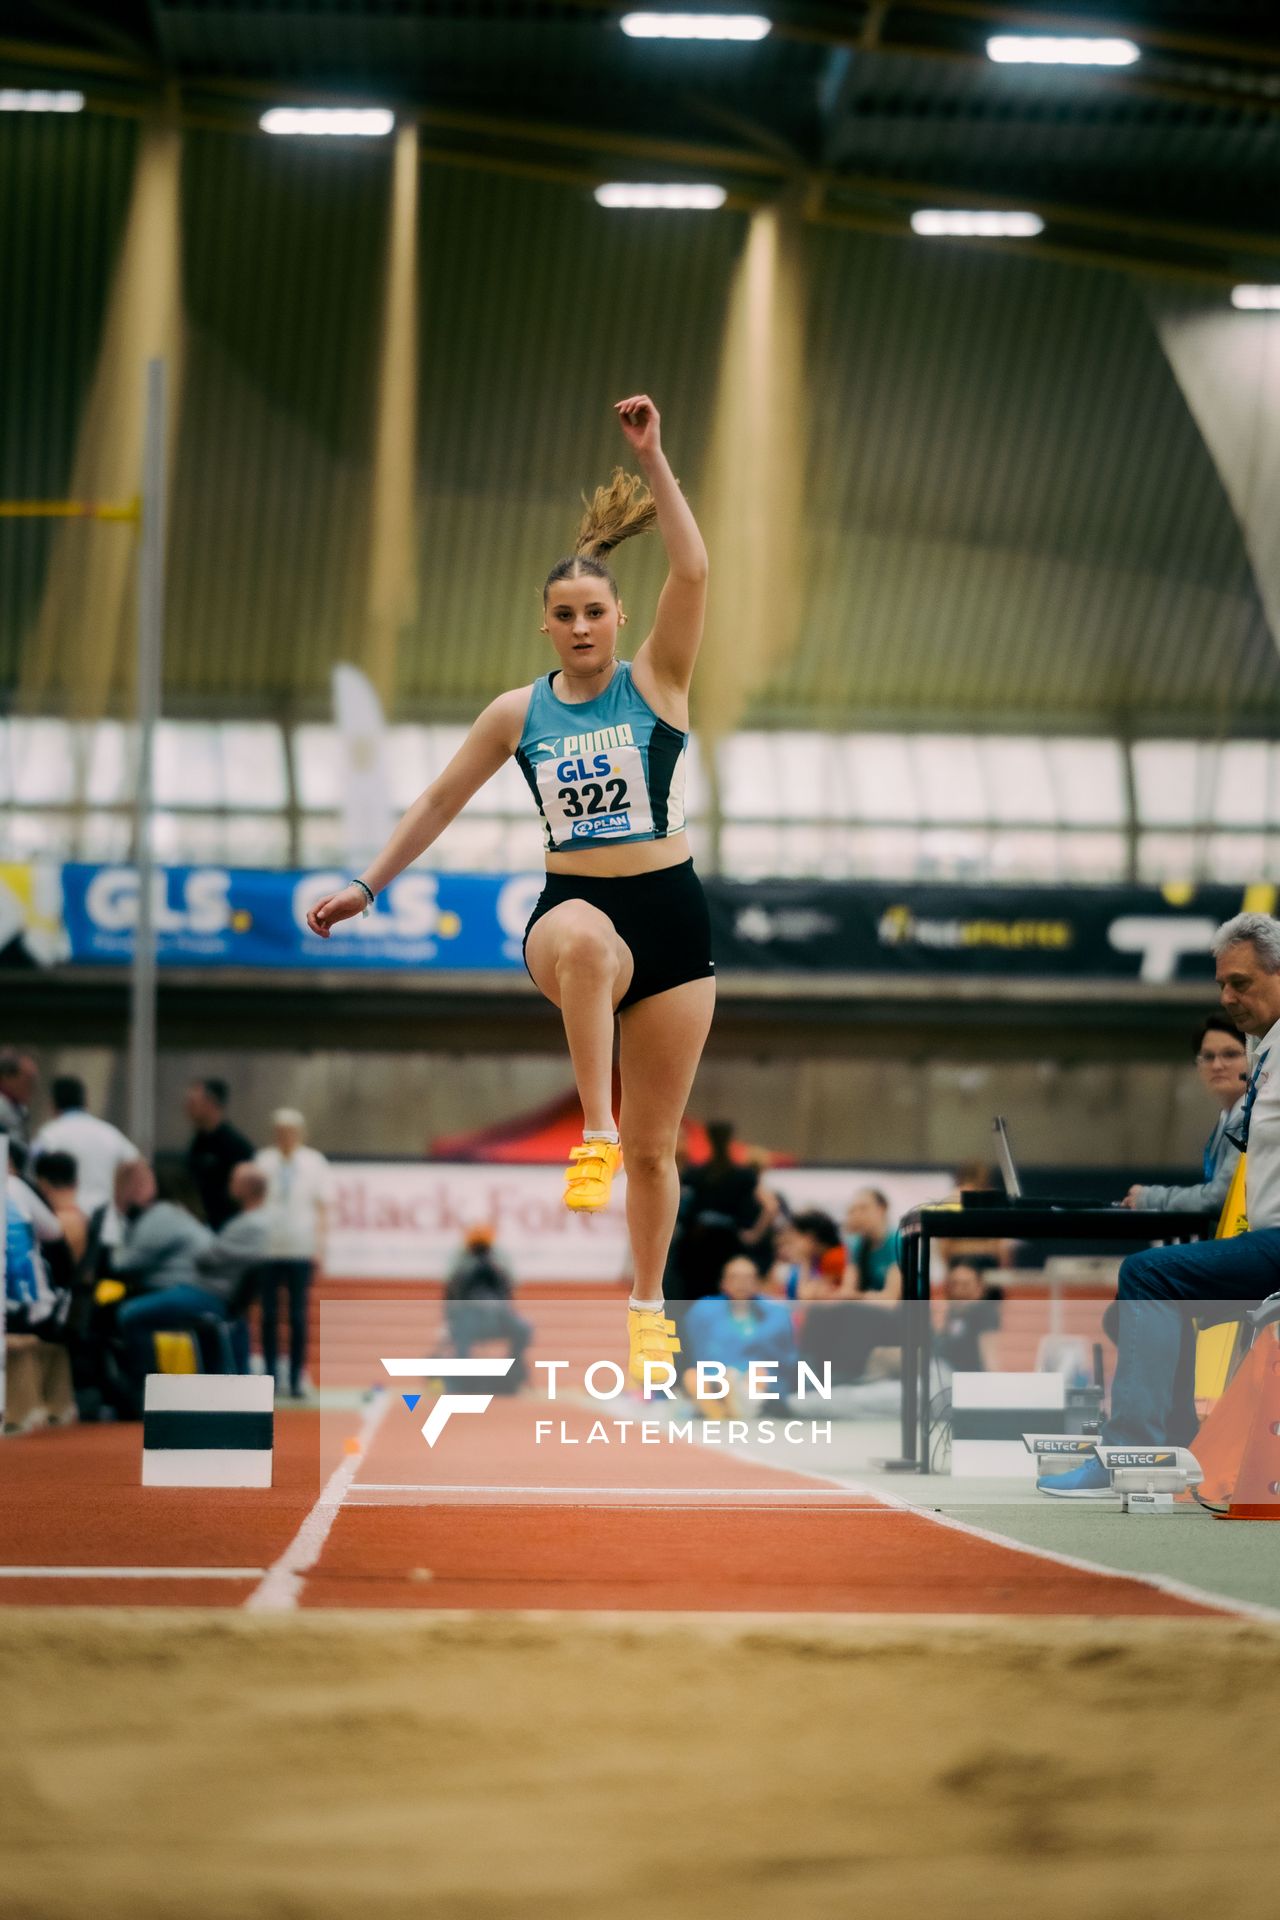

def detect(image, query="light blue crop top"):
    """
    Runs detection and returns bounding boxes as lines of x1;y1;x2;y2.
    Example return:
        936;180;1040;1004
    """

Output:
514;660;689;853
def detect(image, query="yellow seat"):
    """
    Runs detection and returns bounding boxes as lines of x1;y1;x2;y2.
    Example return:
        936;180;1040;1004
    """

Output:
152;1330;200;1374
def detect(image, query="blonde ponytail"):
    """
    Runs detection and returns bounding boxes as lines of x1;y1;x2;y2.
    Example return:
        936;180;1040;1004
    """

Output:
574;467;657;560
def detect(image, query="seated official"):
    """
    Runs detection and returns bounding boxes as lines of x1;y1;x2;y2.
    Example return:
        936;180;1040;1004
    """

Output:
1043;914;1280;1498
1120;1012;1247;1218
683;1253;798;1412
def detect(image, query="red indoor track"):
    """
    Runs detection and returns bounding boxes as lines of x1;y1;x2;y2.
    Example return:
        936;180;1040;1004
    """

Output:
0;1407;1226;1618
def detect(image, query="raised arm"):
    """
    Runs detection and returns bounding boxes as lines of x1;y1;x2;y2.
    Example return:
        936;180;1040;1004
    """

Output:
618;396;708;701
306;688;526;937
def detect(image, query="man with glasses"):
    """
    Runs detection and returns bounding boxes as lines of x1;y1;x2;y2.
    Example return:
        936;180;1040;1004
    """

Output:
1041;913;1280;1497
1118;1013;1248;1220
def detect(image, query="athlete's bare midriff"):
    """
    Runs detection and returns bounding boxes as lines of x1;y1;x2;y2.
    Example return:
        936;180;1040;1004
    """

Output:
544;830;692;878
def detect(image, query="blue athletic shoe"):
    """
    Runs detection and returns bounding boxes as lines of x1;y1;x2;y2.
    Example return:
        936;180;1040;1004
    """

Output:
1036;1454;1116;1499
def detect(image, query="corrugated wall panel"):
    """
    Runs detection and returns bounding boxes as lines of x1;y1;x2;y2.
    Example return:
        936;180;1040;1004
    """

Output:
170;127;389;709
406;166;741;717
769;222;1279;732
0;112;137;695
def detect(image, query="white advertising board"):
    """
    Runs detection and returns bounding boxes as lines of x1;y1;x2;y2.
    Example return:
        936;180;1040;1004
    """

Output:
326;1161;952;1284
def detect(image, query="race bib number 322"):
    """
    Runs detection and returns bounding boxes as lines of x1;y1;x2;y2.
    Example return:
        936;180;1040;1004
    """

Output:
537;744;653;846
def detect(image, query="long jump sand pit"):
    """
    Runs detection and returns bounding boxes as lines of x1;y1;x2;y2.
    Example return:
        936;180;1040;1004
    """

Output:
3;1611;1277;1920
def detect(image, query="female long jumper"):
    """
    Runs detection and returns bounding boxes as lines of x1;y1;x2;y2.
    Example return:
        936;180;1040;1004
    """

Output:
307;396;713;1382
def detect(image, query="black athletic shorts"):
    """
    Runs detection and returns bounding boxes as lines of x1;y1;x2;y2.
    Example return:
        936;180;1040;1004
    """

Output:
522;858;715;1010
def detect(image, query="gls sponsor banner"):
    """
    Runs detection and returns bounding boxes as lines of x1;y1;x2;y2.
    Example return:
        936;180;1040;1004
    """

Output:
57;866;1262;981
60;865;545;970
703;880;1254;984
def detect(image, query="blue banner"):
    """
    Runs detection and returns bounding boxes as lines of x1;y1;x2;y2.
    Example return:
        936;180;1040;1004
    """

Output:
60;866;544;970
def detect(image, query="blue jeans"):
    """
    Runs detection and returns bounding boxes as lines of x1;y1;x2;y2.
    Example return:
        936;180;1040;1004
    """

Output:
118;1285;237;1391
259;1259;314;1394
1105;1231;1280;1445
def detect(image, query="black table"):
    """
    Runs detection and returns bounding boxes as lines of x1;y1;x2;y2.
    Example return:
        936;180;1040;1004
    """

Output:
895;1204;1214;1472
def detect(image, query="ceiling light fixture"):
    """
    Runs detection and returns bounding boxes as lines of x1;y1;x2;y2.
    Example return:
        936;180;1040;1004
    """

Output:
1232;286;1280;310
0;89;85;112
911;210;1045;238
596;183;728;209
987;36;1140;66
259;107;394;138
620;13;771;41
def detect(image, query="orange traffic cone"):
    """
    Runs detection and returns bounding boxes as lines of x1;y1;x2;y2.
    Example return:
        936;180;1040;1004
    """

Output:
1191;1334;1276;1512
1222;1325;1280;1521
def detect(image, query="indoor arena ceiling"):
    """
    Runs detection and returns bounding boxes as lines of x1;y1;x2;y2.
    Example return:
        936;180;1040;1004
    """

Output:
4;2;1280;283
2;3;1279;735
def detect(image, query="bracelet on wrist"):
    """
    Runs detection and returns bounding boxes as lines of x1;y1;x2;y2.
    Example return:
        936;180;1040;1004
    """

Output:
351;878;375;916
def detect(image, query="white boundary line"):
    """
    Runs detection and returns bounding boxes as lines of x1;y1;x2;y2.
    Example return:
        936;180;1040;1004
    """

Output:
344;1482;882;1498
649;1435;1280;1626
249;1385;1279;1623
244;1389;391;1613
862;1475;1280;1625
0;1566;264;1580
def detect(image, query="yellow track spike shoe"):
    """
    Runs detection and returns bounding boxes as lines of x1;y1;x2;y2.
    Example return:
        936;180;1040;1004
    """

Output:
628;1304;682;1386
563;1139;622;1212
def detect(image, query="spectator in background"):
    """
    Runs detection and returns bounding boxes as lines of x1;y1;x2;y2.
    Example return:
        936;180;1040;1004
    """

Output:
843;1188;902;1301
676;1120;772;1298
0;1049;38;1149
1120;1012;1247;1219
193;1162;271;1373
184;1078;255;1230
33;1150;89;1274
33;1148;107;1414
444;1225;532;1392
683;1251;798;1417
5;1141;64;1333
4;1141;75;1432
256;1108;331;1400
936;1255;1004;1374
31;1076;137;1251
801;1185;909;1384
112;1159;227;1405
772;1209;846;1301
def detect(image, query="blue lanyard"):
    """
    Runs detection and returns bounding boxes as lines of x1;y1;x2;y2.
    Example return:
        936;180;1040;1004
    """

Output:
1227;1049;1269;1153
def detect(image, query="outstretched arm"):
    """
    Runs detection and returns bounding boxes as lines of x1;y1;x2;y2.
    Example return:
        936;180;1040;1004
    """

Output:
306;689;525;936
619;395;708;700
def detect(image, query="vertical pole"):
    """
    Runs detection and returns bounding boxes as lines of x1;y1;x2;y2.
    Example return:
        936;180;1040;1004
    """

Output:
129;356;166;1159
1120;734;1139;888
